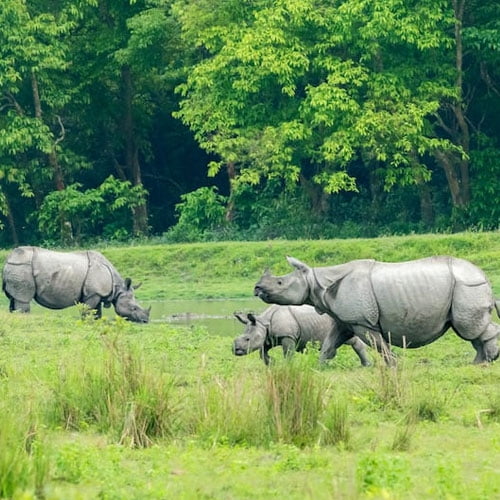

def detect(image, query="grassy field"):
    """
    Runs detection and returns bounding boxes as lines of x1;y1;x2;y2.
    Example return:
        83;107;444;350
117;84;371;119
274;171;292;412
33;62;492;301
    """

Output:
0;232;500;499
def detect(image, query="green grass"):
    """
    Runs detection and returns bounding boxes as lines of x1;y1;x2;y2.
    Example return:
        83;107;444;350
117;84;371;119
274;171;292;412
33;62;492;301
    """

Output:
4;230;499;300
0;232;500;498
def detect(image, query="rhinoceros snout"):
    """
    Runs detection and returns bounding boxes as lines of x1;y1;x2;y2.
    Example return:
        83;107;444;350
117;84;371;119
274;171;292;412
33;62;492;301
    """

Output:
254;286;271;303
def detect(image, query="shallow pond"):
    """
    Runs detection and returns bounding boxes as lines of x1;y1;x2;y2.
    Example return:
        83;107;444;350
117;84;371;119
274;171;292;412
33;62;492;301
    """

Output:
147;297;265;337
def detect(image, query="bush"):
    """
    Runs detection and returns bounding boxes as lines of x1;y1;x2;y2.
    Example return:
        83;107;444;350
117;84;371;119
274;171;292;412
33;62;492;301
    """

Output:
164;186;228;242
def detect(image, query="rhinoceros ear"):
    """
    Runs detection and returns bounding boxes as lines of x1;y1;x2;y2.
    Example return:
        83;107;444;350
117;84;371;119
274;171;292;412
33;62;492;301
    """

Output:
247;313;257;325
286;256;310;273
234;313;248;325
133;281;142;290
125;277;132;289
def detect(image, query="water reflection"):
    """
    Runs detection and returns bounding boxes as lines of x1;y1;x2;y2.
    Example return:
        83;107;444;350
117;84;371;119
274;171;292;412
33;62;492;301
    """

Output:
148;298;265;336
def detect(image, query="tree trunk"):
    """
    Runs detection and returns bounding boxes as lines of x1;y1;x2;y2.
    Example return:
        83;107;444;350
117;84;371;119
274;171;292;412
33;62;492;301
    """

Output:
300;174;330;216
122;65;148;236
4;194;19;246
31;71;65;191
418;181;434;227
434;0;470;209
225;162;236;222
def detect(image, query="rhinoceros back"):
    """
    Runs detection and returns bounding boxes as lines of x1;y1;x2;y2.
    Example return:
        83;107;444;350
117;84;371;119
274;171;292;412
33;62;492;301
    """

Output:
370;256;454;346
31;248;92;308
3;246;37;303
83;251;116;300
270;305;334;344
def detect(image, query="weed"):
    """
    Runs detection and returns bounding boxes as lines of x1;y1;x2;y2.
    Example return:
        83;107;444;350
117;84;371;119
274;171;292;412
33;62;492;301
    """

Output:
264;357;326;447
356;452;412;496
0;405;49;499
48;331;179;447
318;395;351;447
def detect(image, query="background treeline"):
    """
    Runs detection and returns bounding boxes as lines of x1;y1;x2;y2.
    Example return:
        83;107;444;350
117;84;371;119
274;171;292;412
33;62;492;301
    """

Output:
1;0;499;247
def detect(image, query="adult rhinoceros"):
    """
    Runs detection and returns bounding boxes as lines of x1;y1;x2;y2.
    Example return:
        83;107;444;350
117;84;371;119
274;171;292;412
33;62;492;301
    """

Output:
254;256;500;364
2;246;150;323
232;304;370;366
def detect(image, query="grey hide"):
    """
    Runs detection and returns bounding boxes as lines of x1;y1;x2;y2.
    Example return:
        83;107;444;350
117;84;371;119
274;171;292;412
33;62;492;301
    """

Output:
232;304;370;366
254;256;500;364
2;246;150;323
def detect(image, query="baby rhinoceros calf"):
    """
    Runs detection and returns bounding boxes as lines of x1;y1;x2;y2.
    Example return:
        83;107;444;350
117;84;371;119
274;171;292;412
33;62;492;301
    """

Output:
232;304;369;366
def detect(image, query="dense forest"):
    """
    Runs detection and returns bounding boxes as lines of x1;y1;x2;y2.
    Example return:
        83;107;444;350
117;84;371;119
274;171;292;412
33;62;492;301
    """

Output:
0;0;499;247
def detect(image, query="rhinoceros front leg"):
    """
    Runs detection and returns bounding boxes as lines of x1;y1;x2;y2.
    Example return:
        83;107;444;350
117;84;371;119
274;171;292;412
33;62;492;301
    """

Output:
260;345;271;365
10;298;30;313
319;329;353;363
471;338;486;364
82;295;103;319
471;323;500;363
281;337;297;359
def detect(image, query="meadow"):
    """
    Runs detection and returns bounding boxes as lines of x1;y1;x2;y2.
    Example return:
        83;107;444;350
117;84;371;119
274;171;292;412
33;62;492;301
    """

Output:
0;232;500;499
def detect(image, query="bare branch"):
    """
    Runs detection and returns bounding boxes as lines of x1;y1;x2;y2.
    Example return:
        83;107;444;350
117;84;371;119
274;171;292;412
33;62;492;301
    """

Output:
433;111;455;137
54;115;66;146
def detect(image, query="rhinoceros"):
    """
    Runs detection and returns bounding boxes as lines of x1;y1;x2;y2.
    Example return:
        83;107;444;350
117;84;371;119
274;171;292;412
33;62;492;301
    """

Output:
254;256;500;364
2;246;150;323
232;304;370;366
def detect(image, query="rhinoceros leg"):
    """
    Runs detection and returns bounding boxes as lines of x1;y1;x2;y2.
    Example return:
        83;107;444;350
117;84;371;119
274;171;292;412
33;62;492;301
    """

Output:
320;329;354;363
81;295;102;319
259;345;271;365
345;337;371;366
362;330;397;366
471;338;486;364
9;298;30;313
281;337;296;359
469;323;500;363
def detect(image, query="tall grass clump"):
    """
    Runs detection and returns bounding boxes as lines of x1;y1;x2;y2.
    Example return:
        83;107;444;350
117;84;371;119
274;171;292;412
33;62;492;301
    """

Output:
47;329;179;448
190;372;268;447
0;403;50;499
370;356;409;410
319;391;351;447
263;356;328;447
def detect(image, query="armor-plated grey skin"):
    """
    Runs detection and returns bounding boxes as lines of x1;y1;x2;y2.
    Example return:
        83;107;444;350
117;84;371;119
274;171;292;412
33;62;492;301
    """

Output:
232;304;370;366
254;256;500;364
2;246;150;323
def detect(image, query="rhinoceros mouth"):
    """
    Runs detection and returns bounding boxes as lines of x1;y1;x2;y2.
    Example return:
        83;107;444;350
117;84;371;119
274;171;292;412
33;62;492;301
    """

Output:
232;345;250;356
254;287;272;303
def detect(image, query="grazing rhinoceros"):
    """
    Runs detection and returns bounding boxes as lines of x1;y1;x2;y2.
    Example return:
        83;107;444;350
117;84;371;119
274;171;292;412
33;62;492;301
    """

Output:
2;246;150;323
232;304;370;366
254;256;500;364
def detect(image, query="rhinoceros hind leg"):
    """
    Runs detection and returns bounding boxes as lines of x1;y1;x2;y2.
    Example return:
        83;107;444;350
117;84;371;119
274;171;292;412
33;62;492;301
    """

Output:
346;336;371;367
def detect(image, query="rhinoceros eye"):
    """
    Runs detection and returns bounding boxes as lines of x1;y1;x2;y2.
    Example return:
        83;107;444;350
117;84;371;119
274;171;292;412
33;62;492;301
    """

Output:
277;279;283;286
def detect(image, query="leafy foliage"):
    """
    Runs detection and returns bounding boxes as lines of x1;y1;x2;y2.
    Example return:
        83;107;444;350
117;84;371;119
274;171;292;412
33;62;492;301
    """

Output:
0;0;500;244
164;186;228;242
37;176;147;243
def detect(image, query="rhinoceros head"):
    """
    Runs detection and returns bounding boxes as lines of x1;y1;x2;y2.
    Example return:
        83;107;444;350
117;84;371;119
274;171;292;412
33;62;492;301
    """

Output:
254;256;311;305
232;312;268;356
114;278;151;323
